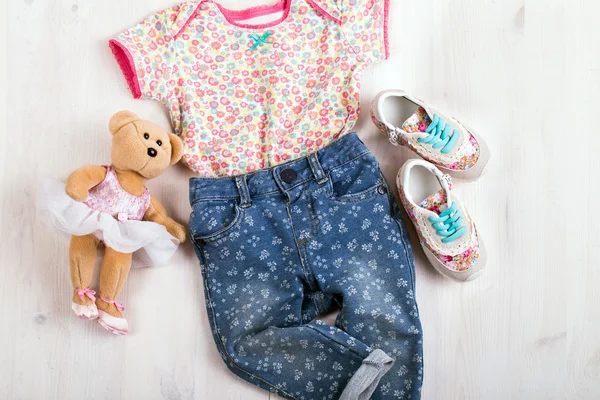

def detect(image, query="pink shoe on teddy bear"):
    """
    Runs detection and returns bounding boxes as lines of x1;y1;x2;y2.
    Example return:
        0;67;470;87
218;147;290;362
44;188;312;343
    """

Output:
97;297;128;335
71;288;99;320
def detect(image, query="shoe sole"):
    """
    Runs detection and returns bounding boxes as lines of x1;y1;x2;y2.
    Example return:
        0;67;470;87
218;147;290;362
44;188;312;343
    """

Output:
77;314;98;320
421;236;487;283
98;318;128;335
97;311;128;335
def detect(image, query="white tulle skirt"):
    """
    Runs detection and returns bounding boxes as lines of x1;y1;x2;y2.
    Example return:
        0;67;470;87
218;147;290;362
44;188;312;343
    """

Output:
40;179;180;268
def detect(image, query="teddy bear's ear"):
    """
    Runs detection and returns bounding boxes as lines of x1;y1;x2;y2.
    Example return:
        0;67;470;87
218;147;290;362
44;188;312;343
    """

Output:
169;133;184;165
109;111;139;135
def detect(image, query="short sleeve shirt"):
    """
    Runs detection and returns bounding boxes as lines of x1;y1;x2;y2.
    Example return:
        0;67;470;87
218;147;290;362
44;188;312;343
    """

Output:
110;0;390;176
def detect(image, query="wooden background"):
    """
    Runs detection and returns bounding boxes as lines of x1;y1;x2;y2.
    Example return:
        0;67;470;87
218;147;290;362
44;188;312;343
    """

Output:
1;0;599;399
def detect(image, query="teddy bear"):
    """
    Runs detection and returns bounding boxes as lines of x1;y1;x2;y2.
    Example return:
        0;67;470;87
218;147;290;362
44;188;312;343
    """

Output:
42;110;186;335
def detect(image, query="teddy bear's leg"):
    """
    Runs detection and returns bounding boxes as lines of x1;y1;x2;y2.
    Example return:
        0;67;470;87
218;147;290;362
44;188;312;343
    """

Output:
96;247;132;318
70;234;100;306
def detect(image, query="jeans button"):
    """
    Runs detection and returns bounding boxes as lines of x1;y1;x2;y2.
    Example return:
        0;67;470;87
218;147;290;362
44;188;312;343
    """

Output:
195;238;207;247
377;185;388;195
280;169;297;184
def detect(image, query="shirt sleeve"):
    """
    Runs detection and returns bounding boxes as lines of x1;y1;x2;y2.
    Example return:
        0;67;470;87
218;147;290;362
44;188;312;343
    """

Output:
336;0;390;64
108;3;197;101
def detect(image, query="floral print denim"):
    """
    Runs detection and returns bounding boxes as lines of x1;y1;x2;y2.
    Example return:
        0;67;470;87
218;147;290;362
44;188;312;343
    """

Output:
189;133;423;399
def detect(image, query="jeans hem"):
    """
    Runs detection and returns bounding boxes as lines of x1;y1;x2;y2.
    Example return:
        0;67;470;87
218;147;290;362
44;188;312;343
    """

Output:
339;349;395;400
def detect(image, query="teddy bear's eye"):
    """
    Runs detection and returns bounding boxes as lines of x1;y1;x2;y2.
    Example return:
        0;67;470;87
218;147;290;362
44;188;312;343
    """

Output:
143;133;149;139
156;140;162;146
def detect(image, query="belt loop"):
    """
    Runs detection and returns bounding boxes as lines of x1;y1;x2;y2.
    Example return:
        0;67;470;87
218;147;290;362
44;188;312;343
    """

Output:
307;152;327;184
235;175;252;208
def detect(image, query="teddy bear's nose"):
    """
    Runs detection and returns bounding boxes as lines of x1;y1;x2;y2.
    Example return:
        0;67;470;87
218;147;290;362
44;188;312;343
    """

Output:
147;148;157;158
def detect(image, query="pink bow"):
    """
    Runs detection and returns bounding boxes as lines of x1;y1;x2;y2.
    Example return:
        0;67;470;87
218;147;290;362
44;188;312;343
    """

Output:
100;296;125;313
76;288;96;302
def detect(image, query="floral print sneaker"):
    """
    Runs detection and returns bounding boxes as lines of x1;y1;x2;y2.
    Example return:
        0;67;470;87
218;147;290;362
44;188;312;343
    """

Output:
397;159;486;282
371;89;490;180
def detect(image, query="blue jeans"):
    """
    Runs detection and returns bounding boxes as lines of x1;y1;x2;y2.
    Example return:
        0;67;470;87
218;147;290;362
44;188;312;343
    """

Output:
189;133;423;399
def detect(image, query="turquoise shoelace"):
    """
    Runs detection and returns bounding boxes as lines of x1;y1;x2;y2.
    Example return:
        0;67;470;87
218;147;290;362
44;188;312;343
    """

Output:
429;203;466;243
418;114;459;154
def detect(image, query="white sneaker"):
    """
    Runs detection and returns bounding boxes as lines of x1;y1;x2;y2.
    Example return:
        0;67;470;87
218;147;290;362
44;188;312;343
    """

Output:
397;159;486;282
371;89;490;180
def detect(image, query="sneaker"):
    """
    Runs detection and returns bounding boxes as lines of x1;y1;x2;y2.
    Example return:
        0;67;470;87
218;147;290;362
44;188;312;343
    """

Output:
371;89;490;180
397;159;486;282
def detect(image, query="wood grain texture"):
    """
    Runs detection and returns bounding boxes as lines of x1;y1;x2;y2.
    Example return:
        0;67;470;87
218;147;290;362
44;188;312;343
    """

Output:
1;0;599;399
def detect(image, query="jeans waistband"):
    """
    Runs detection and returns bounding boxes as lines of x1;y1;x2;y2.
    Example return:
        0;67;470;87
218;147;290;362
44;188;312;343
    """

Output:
189;132;371;205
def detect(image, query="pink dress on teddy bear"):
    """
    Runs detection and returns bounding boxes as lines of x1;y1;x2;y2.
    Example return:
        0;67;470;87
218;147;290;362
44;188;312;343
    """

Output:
42;166;178;268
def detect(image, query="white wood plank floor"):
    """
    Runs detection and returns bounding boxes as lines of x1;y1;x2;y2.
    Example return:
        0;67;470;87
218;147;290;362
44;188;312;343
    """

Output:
1;0;599;399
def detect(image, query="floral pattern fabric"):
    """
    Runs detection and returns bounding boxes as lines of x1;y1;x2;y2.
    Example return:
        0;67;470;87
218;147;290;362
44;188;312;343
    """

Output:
370;99;481;172
401;107;432;134
110;0;389;177
189;134;423;399
398;185;481;272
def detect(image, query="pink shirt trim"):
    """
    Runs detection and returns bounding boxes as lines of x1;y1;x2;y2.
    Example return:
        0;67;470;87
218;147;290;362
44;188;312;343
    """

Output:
384;0;390;59
213;0;293;30
306;0;389;58
109;39;141;99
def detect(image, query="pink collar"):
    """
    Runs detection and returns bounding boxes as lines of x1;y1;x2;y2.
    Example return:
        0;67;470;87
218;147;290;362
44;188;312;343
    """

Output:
211;0;294;30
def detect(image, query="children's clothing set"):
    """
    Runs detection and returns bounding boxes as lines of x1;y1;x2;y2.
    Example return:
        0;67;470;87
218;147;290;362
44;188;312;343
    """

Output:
108;0;484;398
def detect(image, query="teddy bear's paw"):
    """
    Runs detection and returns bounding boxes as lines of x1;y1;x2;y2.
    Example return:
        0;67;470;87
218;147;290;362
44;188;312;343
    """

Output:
167;221;187;243
65;185;89;202
71;302;99;320
98;311;129;335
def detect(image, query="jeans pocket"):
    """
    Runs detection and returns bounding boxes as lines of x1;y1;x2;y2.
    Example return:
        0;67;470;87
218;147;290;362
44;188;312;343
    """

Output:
327;151;386;203
189;198;245;245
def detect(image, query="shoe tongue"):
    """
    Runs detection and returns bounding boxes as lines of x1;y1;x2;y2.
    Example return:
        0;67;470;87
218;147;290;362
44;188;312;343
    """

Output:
419;189;448;215
402;106;432;133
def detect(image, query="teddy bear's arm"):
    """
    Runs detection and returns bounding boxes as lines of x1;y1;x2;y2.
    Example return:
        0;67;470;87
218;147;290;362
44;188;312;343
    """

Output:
65;165;107;202
144;196;187;243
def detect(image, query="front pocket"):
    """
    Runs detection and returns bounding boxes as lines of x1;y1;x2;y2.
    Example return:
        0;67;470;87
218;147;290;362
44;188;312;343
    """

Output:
330;182;385;203
327;151;386;203
189;198;245;244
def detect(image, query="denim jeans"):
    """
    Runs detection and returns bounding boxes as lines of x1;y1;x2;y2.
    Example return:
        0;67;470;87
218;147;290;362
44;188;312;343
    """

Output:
189;133;423;399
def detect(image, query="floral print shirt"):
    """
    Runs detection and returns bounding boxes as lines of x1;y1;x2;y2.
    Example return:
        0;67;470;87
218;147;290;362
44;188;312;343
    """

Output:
109;0;390;176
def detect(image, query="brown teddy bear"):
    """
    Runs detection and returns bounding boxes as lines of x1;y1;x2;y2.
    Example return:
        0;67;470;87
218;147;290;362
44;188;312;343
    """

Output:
43;111;186;335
